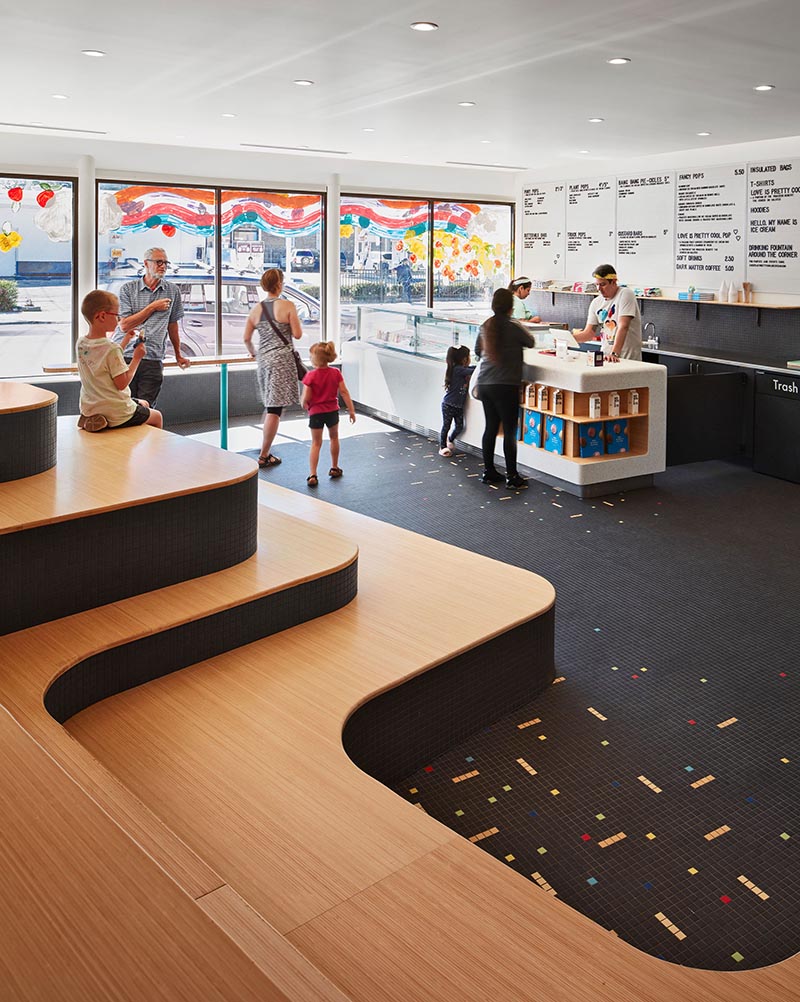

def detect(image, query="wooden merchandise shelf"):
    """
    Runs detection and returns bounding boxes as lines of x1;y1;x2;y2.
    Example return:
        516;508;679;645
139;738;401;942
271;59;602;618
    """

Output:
522;384;649;462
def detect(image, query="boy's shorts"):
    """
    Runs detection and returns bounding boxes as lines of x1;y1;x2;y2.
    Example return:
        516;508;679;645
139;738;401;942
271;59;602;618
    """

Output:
309;410;340;430
116;402;151;428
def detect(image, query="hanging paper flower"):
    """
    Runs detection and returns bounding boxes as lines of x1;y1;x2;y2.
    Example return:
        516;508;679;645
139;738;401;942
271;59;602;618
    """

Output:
395;241;404;251
0;230;22;252
161;224;176;237
340;224;353;238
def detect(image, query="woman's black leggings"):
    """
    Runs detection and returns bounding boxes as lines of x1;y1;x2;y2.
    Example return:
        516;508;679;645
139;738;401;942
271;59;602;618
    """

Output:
480;383;521;477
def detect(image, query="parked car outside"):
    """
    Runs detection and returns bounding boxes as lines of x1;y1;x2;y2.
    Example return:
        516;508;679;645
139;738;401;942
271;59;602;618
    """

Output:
104;269;326;359
290;249;320;272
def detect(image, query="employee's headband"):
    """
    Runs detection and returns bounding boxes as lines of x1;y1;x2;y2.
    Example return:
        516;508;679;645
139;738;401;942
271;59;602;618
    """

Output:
510;276;531;287
593;272;617;281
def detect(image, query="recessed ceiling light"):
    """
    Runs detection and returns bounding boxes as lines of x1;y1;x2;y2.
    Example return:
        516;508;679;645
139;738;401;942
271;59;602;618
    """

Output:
294;79;314;86
588;117;604;123
81;49;106;58
579;150;590;154
696;131;711;136
51;94;69;100
458;101;476;107
363;127;375;133
753;83;775;91
480;140;491;144
607;57;630;65
222;113;236;118
410;21;438;31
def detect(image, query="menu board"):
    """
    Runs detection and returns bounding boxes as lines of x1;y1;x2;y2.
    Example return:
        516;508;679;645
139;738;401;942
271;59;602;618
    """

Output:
675;165;747;286
565;178;616;280
521;183;566;280
615;173;674;286
747;160;800;293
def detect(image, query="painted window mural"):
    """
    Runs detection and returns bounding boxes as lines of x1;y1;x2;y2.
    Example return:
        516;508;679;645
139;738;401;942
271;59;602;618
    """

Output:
432;201;512;308
338;196;512;336
0;176;75;378
97;183;323;358
340;196;429;305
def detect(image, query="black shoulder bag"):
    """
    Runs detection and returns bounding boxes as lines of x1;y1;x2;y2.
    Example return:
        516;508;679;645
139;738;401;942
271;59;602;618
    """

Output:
262;301;308;380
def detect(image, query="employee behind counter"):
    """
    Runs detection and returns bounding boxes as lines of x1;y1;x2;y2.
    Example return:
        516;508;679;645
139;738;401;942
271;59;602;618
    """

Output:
572;264;643;362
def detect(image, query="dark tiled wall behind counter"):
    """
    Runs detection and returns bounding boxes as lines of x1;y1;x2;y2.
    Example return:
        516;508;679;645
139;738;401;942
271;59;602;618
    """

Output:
529;292;800;368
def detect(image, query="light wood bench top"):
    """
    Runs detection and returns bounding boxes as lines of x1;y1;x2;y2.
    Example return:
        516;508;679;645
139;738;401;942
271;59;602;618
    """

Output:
59;482;798;1002
0;417;255;534
1;439;796;1002
0;380;57;413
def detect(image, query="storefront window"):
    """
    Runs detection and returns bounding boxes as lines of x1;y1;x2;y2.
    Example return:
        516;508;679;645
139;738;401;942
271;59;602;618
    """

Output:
432;201;512;310
98;183;323;359
0;175;75;378
97;182;217;358
340;197;429;338
221;190;323;357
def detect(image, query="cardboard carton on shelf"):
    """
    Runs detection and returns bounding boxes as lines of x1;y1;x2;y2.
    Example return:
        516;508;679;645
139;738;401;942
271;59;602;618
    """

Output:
605;419;630;455
544;416;565;455
579;422;605;458
523;410;543;448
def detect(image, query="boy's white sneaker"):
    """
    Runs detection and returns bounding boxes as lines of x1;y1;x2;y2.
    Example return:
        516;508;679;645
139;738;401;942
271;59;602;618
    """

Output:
82;414;108;432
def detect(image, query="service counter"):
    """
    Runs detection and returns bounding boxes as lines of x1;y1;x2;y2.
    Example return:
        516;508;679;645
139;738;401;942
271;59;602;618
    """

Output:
342;307;667;497
462;350;666;496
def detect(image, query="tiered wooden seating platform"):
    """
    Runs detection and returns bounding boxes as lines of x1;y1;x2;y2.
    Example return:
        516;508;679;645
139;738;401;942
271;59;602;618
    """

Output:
1;410;797;1002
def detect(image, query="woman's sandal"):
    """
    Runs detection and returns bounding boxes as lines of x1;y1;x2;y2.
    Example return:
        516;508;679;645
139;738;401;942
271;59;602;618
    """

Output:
257;453;281;468
307;474;319;488
328;467;343;479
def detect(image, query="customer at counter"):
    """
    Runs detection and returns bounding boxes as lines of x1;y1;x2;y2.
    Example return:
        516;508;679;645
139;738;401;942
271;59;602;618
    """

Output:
475;288;535;489
573;264;642;361
508;277;542;322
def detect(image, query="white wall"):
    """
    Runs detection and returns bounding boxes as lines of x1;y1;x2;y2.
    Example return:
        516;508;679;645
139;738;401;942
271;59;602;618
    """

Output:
516;134;800;305
0;131;516;202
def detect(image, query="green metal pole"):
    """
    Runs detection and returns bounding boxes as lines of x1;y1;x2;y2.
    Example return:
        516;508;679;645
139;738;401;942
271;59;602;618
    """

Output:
220;362;228;450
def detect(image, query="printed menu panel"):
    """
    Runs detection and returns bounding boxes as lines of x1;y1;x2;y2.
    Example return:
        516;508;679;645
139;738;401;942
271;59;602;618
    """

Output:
565;178;616;280
747;160;800;293
675;165;747;287
615;173;674;286
521;183;566;280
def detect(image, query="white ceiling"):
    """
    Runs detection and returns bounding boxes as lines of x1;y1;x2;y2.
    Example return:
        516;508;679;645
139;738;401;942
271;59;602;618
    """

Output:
2;0;799;175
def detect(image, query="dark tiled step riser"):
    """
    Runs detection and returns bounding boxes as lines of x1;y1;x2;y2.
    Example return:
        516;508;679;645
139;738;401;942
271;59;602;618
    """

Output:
1;475;258;635
45;560;358;723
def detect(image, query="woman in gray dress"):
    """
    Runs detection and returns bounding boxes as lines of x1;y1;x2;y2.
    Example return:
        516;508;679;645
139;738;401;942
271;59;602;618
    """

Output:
244;268;303;467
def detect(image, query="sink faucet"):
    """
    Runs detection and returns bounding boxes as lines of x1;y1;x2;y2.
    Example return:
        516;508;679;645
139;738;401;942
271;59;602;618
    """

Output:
643;321;658;348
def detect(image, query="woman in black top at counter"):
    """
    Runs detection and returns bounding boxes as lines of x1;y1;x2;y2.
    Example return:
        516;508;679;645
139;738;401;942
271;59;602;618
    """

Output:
475;288;535;489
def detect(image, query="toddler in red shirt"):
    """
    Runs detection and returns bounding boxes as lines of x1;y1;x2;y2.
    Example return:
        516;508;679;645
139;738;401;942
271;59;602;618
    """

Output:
300;341;356;487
